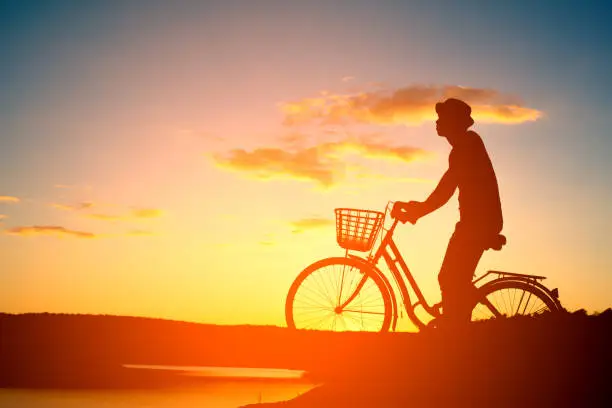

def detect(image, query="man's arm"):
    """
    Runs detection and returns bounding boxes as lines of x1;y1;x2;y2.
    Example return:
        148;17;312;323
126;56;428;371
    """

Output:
419;167;457;217
392;166;457;224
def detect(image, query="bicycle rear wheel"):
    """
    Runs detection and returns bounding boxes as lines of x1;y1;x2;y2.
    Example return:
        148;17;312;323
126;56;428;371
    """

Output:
285;257;392;332
472;279;561;322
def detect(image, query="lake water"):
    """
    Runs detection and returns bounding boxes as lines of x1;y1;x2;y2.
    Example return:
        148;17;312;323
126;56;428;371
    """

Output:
0;366;318;408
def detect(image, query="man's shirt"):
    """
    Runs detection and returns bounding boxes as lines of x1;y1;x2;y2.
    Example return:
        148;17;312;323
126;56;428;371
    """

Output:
448;131;503;235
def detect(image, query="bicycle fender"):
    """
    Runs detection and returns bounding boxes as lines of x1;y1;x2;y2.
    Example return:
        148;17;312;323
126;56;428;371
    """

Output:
478;277;564;311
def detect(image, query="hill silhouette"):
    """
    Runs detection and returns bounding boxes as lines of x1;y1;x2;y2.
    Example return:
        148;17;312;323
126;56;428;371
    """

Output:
0;313;317;388
1;310;610;406
244;309;611;408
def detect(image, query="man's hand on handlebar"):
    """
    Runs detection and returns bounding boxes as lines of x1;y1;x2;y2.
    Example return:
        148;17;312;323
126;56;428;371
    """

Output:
391;201;423;224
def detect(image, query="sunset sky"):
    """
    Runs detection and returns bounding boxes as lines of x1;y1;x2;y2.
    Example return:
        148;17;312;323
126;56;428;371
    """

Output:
2;1;610;330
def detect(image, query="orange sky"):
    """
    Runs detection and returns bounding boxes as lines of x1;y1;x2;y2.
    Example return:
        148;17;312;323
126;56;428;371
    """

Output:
1;2;610;331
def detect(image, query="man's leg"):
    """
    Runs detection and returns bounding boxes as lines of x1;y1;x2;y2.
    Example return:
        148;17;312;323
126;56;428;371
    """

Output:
438;229;485;327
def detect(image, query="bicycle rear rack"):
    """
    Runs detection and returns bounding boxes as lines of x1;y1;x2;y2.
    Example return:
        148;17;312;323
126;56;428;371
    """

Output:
475;270;561;301
474;270;547;285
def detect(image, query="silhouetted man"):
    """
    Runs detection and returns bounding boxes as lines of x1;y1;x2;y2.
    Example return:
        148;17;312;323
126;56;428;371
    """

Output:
392;98;504;328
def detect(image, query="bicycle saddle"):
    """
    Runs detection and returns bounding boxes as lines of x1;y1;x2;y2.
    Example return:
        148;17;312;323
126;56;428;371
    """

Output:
487;234;506;251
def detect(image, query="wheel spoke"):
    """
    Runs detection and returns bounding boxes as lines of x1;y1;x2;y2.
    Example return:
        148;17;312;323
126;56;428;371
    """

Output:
303;275;331;307
315;268;335;306
342;309;386;315
472;281;557;323
296;286;332;308
288;259;390;332
515;288;526;315
521;290;533;315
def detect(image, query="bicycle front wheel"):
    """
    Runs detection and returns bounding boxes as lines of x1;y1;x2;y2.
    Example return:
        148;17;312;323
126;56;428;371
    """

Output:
285;257;392;332
472;279;561;322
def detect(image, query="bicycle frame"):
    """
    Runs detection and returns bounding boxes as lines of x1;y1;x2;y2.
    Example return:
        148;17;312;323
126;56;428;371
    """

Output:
374;218;440;329
337;215;561;330
339;218;439;330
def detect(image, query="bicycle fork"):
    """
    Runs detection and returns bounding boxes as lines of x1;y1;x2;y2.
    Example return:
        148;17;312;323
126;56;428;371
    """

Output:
335;267;369;314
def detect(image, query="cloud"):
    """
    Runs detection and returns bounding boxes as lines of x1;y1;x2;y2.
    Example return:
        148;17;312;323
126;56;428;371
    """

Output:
212;135;430;187
342;75;356;82
5;226;96;238
0;196;20;203
213;146;341;186
87;213;123;221
84;208;163;221
52;202;95;211
348;164;433;183
278;133;310;146
355;173;433;183
0;214;6;221
5;225;156;239
279;84;542;127
290;217;334;234
329;137;430;163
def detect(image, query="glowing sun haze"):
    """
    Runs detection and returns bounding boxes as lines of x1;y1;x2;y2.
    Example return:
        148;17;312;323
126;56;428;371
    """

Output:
1;1;611;329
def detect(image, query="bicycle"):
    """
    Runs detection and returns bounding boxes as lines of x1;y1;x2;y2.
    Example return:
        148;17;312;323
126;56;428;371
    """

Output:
285;201;564;332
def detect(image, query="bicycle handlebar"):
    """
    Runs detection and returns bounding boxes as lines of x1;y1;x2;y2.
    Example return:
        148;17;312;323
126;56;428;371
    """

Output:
386;200;417;225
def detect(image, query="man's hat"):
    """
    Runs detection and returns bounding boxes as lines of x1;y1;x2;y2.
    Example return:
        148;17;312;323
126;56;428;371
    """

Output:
435;98;474;127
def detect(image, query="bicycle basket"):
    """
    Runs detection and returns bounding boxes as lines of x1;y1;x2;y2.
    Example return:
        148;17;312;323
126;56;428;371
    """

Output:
334;208;385;252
